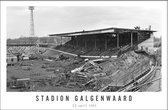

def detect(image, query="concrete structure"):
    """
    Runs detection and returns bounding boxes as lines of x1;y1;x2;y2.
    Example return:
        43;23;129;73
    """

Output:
49;27;156;53
138;35;155;54
22;53;29;60
7;53;18;65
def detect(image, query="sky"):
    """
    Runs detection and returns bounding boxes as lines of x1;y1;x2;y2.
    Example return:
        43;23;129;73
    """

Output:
7;6;162;39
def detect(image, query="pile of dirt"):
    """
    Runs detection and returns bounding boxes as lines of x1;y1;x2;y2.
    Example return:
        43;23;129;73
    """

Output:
69;51;151;91
42;49;61;57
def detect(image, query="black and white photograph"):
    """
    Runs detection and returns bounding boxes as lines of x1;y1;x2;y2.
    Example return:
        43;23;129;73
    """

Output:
6;6;162;92
1;1;167;110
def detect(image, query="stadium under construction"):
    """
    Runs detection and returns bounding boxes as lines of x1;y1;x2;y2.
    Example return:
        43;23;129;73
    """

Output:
49;26;155;57
7;26;161;92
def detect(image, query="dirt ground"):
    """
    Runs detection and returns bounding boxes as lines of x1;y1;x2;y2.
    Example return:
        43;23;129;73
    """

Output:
7;47;162;92
143;67;161;92
7;57;85;92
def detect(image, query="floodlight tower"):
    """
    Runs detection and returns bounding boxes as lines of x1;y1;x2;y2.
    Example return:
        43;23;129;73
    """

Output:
29;6;35;37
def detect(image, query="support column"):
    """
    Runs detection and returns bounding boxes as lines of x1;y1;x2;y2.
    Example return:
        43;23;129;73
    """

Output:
117;33;119;48
105;36;107;49
94;38;97;49
131;32;133;47
76;36;78;47
137;33;139;44
85;39;87;48
61;36;62;45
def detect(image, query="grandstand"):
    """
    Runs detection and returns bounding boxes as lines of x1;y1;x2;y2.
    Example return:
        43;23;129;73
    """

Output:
49;27;156;56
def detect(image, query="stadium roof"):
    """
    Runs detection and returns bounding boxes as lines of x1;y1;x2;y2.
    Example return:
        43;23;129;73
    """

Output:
49;27;156;37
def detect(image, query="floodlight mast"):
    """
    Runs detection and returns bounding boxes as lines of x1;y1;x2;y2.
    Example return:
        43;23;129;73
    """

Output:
28;6;35;37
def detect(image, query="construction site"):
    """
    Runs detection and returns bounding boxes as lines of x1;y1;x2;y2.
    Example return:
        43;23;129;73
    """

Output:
6;6;161;92
7;26;161;92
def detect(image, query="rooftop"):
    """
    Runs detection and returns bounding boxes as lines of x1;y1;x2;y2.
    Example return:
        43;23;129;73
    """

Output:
49;27;156;37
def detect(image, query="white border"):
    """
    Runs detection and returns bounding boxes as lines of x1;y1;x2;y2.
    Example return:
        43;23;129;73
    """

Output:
1;1;167;110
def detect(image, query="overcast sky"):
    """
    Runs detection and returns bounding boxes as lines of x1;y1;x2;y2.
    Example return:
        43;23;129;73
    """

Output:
7;6;162;39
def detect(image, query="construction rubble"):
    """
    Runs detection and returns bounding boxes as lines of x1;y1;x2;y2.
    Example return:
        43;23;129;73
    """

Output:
7;46;159;92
